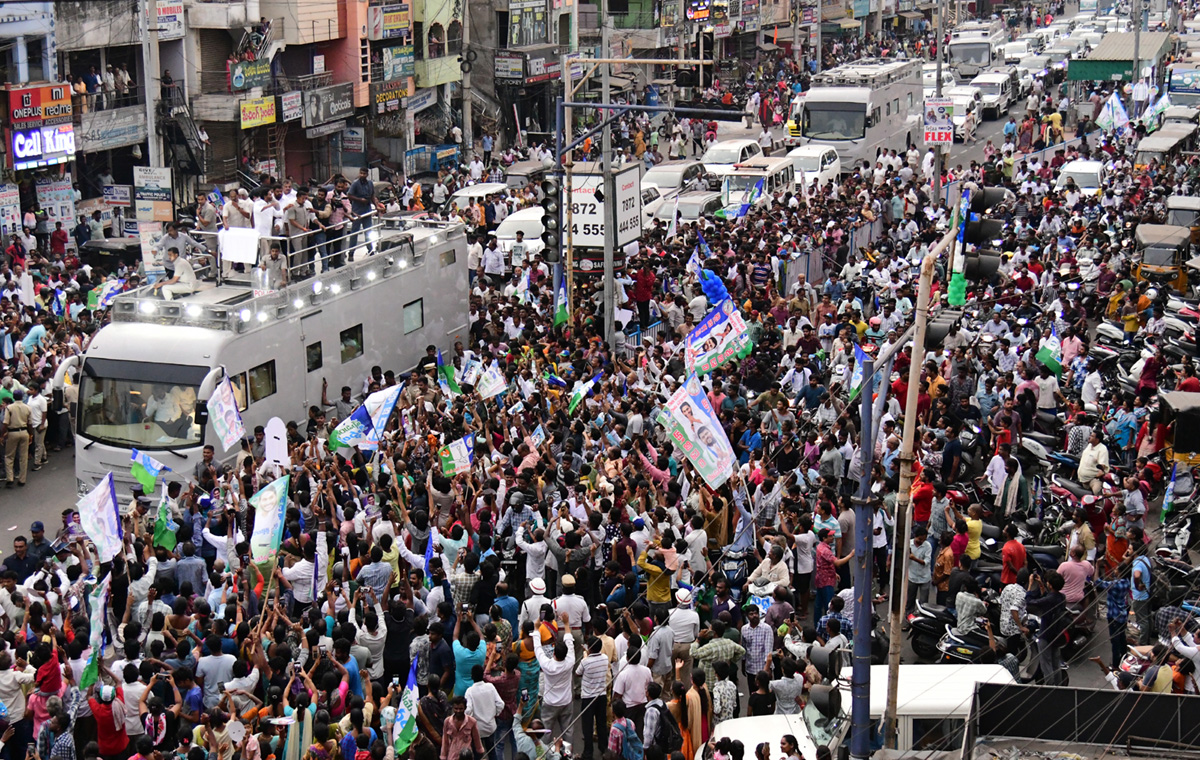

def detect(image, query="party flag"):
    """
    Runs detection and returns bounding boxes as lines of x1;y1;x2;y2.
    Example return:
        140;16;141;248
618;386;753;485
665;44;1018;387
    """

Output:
553;277;569;327
393;660;421;753
77;474;123;563
1164;463;1178;515
130;448;168;493
568;372;602;415
153;483;178;551
437;348;461;396
248;475;290;564
79;574;111;689
439;434;475;476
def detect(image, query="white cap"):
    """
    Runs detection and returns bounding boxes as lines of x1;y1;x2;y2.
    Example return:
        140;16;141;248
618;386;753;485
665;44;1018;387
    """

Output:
530;578;546;594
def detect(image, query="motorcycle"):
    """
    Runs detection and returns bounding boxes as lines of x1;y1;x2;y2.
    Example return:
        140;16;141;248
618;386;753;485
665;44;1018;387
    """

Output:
908;597;958;662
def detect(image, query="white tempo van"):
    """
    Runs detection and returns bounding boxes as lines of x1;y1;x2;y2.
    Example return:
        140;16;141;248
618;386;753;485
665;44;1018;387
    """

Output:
702;664;1014;760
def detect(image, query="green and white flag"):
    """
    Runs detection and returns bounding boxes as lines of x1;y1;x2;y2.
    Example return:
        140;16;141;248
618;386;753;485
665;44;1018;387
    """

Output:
79;574;111;689
439;433;475;476
131;448;168;493
153;483;178;551
393;661;421;753
1035;327;1064;377
553;277;569;327
568;372;602;415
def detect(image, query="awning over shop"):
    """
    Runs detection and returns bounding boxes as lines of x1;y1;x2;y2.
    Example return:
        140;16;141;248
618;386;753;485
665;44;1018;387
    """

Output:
758;42;781;51
899;11;924;18
839;19;862;28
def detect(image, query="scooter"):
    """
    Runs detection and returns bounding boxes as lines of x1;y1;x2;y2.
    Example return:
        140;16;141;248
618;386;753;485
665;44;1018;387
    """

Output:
908;598;958;661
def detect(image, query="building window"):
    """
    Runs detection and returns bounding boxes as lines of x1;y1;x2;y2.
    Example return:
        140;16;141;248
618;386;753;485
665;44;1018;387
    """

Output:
248;361;277;403
414;22;425;59
428;23;445;58
306;342;323;372
447;21;463;55
497;12;508;48
403;299;424;334
340;324;364;363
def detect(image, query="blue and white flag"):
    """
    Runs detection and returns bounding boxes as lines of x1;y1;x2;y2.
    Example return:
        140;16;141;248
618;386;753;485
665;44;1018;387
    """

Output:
684;299;753;375
331;384;404;450
1096;92;1130;136
1165;463;1178;515
849;343;870;400
77;474;123;563
666;196;679;239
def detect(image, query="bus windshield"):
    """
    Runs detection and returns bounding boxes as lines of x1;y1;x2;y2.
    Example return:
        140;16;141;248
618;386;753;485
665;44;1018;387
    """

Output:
802;104;866;140
950;42;992;65
78;359;206;449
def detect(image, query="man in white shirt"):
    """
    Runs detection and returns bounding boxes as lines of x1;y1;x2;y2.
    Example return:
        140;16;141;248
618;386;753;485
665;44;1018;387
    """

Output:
1077;430;1110;494
469;157;485;181
464;670;506;756
152;249;196;300
27;381;47;469
666;588;700;685
275;543;316;614
534;638;576;739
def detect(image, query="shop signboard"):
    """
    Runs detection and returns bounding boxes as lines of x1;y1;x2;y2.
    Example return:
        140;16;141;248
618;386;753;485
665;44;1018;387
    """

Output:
382;45;415;81
305;120;346;139
570;164;641;248
853;0;869;16
78;106;148;152
133;166;173;222
103;185;132;207
7;83;73;127
406;87;437;113
77;197;115;231
302;83;354;128
525;58;562;84
495;52;525;80
741;0;760;25
139;221;166;278
35;178;76;227
367;4;411;40
686;0;711;20
240;96;277;129
371;79;408;113
156;0;185;39
10;123;76;171
280;91;303;122
343;127;365;153
229;59;272;92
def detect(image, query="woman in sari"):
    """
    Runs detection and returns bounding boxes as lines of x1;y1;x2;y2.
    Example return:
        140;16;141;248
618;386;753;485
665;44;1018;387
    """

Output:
1018;117;1035;153
669;680;697;760
512;620;542;720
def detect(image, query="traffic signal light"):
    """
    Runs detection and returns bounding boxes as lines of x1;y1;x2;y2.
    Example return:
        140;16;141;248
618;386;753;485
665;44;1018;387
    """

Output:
925;309;965;348
540;177;562;263
962;187;1010;247
963;250;1002;281
951;187;1010;304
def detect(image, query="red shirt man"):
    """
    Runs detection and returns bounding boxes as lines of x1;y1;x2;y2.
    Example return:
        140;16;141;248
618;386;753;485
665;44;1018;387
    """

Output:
911;473;935;524
50;223;69;256
1001;526;1027;585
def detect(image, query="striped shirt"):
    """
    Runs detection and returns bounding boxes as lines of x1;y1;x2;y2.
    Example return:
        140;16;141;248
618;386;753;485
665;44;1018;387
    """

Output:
576;653;611;699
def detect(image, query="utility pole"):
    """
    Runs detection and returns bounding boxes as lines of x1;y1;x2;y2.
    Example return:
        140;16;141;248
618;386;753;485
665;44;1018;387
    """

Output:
933;0;944;204
883;220;960;747
816;3;822;74
142;0;162;166
850;360;876;760
462;6;474;162
601;0;616;347
1132;0;1142;117
562;52;575;303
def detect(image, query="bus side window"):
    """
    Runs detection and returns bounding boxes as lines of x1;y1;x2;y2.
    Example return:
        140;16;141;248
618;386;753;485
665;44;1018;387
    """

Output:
229;373;249;412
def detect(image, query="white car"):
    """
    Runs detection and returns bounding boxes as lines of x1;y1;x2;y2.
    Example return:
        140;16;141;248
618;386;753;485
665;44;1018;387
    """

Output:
494;207;545;256
922;63;957;99
641;159;708;199
787;145;841;192
651;190;724;226
1055;159;1107;196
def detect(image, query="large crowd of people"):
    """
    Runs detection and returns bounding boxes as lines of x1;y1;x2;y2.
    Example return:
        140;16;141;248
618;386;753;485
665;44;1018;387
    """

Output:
3;7;1200;760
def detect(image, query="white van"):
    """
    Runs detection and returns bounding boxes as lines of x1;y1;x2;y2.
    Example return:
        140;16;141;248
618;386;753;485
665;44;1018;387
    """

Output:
702;139;764;182
720;156;794;216
1003;41;1031;64
703;664;1015;759
494;207;545;257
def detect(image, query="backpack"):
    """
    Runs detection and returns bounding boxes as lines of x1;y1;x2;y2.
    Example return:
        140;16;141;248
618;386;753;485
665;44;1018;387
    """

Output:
652;702;685;754
614;718;644;760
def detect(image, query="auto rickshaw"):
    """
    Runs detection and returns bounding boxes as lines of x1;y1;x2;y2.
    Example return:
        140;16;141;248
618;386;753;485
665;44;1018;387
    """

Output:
1160;391;1200;469
1134;223;1192;294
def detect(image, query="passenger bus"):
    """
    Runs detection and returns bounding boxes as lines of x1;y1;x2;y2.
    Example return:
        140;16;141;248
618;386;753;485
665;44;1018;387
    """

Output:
786;58;922;172
947;20;1007;79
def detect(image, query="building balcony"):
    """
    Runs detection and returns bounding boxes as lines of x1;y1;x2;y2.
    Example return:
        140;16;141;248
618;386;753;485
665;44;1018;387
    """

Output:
186;0;262;29
414;56;461;88
613;10;658;29
261;0;343;43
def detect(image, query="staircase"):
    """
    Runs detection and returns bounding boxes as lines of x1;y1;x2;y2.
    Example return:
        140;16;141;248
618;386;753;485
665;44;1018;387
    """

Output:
267;122;288;174
159;93;207;176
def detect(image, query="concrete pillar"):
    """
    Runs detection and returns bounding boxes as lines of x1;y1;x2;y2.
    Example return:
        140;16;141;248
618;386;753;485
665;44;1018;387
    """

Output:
14;36;28;83
44;33;56;81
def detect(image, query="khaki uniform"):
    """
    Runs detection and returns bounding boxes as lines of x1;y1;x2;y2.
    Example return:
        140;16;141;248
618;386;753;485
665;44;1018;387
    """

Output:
4;400;30;484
